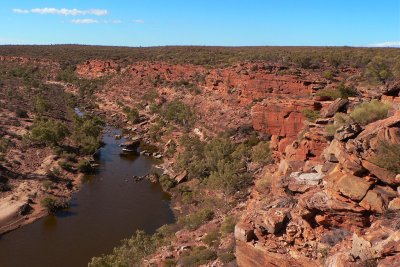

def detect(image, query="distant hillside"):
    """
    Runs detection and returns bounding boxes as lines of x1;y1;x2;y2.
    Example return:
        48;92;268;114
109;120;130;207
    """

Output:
0;44;399;67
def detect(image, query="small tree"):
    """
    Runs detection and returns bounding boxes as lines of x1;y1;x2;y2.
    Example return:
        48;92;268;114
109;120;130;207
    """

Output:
364;56;392;83
164;100;195;128
251;141;273;164
350;100;390;125
29;119;69;146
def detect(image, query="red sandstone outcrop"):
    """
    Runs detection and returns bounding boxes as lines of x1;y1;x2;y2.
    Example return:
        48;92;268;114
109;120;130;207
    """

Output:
76;59;119;78
236;106;400;266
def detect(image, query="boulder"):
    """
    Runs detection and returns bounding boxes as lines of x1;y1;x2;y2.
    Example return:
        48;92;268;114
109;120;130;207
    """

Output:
351;223;400;262
359;190;385;213
362;160;398;185
323;98;349;118
351;233;376;261
234;222;256;242
324;139;365;175
18;203;32;216
175;170;188;184
388;198;400;210
288;172;323;193
334;124;362;141
236;241;316;267
120;138;141;149
356;113;400;142
261;208;290;234
335;174;371;201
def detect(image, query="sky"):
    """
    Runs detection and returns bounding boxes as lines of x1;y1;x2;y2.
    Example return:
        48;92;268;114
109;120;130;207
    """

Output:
0;0;399;47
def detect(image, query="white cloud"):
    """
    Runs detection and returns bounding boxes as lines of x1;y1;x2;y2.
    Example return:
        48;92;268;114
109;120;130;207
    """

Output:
368;41;400;47
12;8;29;14
71;19;99;24
13;8;108;16
134;19;145;24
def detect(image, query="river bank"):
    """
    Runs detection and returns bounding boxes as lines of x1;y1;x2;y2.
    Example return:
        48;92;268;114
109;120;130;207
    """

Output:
0;126;174;267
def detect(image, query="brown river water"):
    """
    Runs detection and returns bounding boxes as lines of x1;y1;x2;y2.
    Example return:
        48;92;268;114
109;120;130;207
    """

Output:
0;127;175;267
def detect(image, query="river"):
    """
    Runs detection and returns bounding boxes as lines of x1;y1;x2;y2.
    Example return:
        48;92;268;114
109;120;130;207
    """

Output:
0;127;175;267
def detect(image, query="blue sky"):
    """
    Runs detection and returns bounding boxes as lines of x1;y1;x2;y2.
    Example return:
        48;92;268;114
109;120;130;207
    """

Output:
1;0;399;47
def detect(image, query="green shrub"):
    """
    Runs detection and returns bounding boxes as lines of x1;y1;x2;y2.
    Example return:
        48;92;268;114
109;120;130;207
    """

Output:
337;84;358;99
149;120;164;141
350;100;390;125
316;84;358;100
364;56;392;83
176;135;253;196
202;229;220;247
325;124;339;137
179;247;217;267
315;88;341;100
207;159;249;196
372;141;400;174
0;137;11;153
163;259;176;267
251;141;272;164
325;112;352;138
179;208;214;230
301;109;320;122
159;174;176;190
164;100;195;127
33;96;50;115
59;161;73;172
77;160;92;173
218;252;236;264
142;89;159;103
323;71;334;80
72;114;103;155
41;197;69;213
28;119;69;146
122;106;140;123
89;230;166;267
220;216;236;235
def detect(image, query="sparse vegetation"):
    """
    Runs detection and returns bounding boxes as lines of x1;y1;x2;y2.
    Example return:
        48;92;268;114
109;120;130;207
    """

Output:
122;106;140;123
164;100;195;128
41;197;69;213
316;84;358;100
179;208;214;230
251;141;273;164
301;109;320;122
350;100;390;125
59;161;74;172
77;159;93;173
218;252;236;264
159;174;176;190
202;228;220;247
179;246;217;267
364;55;393;83
72;114;103;155
372;141;400;174
220;216;236;235
323;70;334;80
325;112;352;138
27;119;69;146
89;229;168;267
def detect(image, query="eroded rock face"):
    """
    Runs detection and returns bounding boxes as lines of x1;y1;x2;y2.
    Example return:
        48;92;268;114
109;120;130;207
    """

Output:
76;60;118;78
237;97;400;266
251;99;318;139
